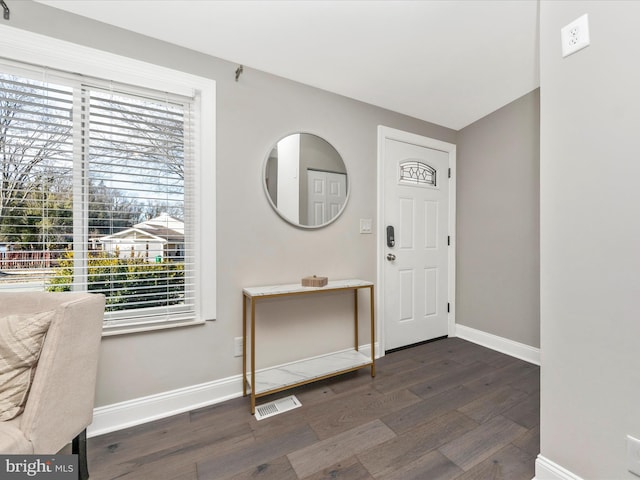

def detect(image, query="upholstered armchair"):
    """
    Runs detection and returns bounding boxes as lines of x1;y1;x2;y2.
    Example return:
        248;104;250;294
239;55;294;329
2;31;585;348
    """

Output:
0;292;105;480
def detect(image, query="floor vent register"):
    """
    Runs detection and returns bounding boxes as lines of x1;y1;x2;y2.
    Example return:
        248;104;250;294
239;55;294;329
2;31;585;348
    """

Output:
254;395;302;421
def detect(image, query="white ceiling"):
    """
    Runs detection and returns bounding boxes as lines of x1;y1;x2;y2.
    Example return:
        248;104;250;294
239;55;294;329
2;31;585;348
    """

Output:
36;0;539;130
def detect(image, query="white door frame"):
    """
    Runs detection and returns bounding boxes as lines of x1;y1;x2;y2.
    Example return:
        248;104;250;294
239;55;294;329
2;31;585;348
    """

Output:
376;126;457;356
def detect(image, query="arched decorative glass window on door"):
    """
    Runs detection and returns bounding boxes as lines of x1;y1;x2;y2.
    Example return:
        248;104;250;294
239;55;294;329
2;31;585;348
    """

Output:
399;160;437;186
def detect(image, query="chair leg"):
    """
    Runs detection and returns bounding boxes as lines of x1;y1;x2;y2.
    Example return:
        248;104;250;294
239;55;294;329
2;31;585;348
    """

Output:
72;429;89;480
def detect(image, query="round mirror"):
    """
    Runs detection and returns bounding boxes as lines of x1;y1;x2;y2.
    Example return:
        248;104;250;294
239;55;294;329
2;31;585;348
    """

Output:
263;133;349;228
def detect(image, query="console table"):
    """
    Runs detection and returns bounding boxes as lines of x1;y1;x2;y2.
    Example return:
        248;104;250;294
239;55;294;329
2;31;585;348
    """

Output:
242;279;375;414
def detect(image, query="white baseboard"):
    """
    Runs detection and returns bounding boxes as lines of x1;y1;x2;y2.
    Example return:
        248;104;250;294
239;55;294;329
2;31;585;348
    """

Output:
88;374;243;437
454;324;540;366
88;342;379;437
534;455;584;480
362;342;380;360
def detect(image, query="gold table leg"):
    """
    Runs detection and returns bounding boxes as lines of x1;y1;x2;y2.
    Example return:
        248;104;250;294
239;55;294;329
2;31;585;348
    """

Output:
354;289;359;351
242;293;247;397
370;285;376;377
251;297;256;415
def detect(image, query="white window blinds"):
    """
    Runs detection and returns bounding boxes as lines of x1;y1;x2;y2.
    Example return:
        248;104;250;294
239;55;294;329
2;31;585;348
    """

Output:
0;62;196;329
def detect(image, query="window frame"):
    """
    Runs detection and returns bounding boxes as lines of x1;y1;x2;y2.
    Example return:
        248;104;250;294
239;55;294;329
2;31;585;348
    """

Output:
0;24;216;335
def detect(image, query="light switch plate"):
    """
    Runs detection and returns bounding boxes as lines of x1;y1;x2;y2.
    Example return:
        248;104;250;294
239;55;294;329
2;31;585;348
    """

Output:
561;14;590;57
360;219;372;234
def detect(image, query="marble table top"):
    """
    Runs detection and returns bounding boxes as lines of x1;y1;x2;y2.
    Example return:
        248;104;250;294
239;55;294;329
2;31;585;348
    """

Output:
243;279;373;297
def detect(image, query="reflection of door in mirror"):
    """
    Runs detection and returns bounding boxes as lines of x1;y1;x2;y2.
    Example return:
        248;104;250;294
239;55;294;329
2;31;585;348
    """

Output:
263;132;348;228
307;170;347;226
297;134;347;225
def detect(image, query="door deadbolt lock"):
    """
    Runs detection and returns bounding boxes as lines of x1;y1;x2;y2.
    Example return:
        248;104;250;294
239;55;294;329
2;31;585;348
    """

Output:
386;226;395;248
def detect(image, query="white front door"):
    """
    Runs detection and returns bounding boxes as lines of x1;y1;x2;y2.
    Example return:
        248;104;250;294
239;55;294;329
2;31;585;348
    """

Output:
381;130;454;351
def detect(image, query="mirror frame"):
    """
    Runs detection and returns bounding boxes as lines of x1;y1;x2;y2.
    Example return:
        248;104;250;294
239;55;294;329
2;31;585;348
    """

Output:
262;132;350;229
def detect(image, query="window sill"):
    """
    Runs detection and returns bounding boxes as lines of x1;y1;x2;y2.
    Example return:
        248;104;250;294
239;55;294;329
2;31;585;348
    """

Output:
102;318;208;337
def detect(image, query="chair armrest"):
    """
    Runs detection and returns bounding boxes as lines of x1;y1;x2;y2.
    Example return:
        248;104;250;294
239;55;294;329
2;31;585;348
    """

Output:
19;293;105;454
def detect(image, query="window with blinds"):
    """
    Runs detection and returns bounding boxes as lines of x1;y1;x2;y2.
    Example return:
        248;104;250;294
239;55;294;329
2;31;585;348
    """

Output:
0;64;196;329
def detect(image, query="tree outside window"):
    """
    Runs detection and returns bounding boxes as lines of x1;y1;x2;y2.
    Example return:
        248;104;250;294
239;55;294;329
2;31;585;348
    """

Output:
0;70;194;324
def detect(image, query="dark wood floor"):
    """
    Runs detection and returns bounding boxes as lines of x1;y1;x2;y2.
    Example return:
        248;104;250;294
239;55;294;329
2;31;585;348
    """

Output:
82;337;540;479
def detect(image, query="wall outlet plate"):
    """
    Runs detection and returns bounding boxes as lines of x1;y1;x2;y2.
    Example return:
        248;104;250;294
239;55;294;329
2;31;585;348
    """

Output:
234;337;243;357
627;435;640;477
561;14;590;58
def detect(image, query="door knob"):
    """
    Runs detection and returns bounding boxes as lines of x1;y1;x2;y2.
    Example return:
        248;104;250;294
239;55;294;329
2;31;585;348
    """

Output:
386;253;396;261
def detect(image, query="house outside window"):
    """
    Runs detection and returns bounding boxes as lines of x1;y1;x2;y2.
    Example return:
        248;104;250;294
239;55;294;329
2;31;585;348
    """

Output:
0;28;216;333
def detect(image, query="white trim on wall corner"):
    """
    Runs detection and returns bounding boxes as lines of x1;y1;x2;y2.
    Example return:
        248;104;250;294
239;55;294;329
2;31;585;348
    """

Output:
535;455;584;480
454;324;540;366
88;343;380;436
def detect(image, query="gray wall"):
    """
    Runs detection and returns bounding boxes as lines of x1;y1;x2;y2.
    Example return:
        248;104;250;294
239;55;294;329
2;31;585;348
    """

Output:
456;89;540;348
540;1;640;478
8;1;456;406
